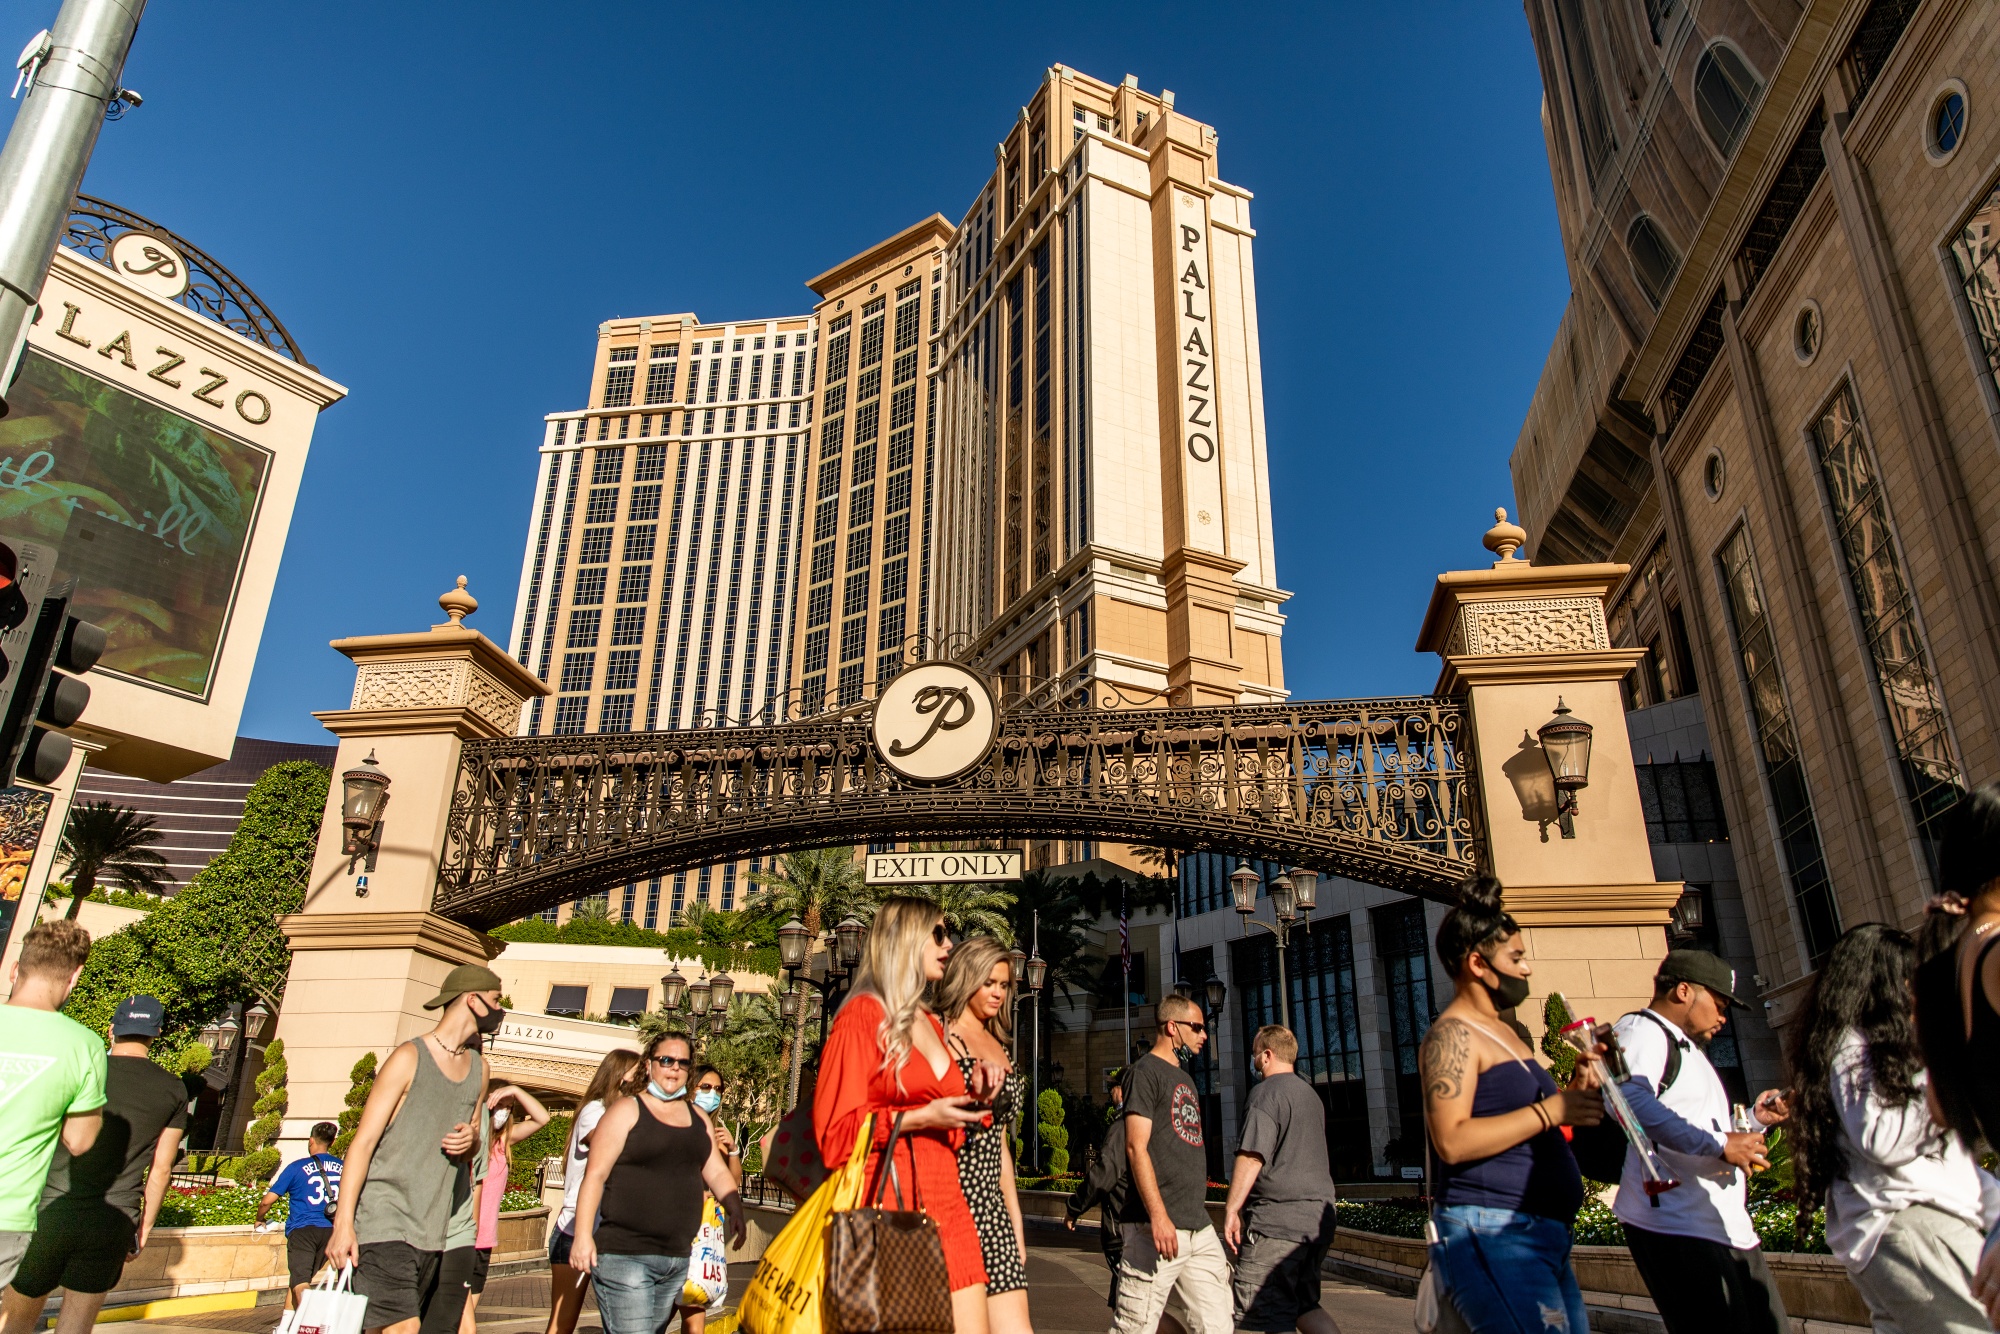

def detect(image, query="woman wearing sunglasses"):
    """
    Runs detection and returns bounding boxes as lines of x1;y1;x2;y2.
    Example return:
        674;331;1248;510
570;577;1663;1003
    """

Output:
669;1067;739;1334
570;1033;746;1334
817;897;1001;1334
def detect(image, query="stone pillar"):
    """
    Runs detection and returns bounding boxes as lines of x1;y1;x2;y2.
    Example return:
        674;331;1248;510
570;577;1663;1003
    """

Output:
1415;512;1683;1038
271;579;548;1161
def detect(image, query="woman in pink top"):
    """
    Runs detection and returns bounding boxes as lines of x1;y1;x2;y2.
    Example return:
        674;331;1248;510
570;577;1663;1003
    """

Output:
457;1083;550;1334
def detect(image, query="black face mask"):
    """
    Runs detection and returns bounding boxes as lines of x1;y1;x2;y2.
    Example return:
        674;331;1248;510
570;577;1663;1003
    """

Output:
473;1003;506;1036
1481;969;1531;1013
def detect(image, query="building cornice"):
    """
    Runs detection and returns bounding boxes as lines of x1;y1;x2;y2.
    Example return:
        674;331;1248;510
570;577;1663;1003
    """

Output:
807;215;956;299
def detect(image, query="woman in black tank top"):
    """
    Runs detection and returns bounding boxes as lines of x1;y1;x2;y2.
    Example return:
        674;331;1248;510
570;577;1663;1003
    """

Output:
570;1035;746;1334
1912;784;2000;1324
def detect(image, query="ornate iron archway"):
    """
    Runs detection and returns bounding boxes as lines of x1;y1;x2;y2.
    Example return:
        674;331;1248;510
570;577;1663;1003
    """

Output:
434;683;1479;929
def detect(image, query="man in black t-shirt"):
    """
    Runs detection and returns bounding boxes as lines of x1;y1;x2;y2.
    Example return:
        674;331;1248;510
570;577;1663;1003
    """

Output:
1112;995;1232;1334
1;996;188;1334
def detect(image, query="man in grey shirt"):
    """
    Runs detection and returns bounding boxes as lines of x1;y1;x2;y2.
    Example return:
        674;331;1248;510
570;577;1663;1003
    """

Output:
1223;1025;1339;1334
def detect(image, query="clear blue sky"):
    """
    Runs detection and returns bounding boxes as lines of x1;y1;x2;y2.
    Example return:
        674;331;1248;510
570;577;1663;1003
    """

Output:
10;2;1568;744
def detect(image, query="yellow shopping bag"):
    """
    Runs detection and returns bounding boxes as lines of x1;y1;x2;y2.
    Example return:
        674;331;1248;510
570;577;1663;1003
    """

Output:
739;1114;873;1334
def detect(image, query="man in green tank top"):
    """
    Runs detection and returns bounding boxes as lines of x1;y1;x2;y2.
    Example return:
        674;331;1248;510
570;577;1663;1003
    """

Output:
325;964;505;1334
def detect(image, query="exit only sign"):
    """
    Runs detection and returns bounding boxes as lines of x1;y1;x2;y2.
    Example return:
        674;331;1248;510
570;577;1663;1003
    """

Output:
865;850;1023;885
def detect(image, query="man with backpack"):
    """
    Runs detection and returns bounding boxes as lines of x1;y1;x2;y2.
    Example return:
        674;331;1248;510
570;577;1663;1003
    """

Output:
260;1122;344;1308
1597;951;1791;1334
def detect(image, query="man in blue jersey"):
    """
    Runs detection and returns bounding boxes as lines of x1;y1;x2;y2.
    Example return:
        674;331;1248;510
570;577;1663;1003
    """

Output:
260;1122;343;1307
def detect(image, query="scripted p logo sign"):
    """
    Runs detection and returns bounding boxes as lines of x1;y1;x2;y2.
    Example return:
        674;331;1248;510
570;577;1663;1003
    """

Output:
870;662;999;783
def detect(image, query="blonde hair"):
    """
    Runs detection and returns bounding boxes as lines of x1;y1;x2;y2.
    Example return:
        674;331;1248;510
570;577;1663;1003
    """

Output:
936;935;1014;1043
847;896;944;1090
1251;1024;1298;1063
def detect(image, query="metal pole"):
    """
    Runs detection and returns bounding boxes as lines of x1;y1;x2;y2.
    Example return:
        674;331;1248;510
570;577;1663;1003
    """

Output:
1121;884;1130;1078
1030;909;1040;1175
1277;924;1291;1031
0;0;146;406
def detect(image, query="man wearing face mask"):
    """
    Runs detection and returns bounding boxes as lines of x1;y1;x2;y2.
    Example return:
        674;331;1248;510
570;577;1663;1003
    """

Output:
1613;951;1791;1334
325;964;508;1334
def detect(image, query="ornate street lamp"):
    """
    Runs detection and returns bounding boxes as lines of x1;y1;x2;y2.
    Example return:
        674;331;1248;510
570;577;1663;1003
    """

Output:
835;917;866;970
339;752;391;872
1288;868;1319;915
1229;862;1261;915
777;919;811;971
1538;698;1595;839
660;967;688;1012
1172;978;1193;1001
779;982;801;1019
1024;953;1047;994
1007;947;1027;985
707;971;734;1014
244;1001;273;1045
213;1009;241;1058
689;973;712;1017
709;1008;727;1036
1268;874;1296;924
1203;975;1228;1016
1232;863;1302;1029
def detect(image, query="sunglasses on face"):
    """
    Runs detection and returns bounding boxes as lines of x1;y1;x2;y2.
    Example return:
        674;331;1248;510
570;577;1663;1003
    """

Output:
1176;1022;1207;1035
932;924;950;945
652;1055;692;1069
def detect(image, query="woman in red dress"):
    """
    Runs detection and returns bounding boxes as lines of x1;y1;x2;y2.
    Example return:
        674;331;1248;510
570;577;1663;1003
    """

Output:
816;896;998;1334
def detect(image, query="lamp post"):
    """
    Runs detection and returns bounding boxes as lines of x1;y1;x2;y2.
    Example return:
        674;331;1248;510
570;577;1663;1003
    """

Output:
210;1003;248;1153
1538;698;1594;840
779;917;868;1109
662;967;734;1056
1022;937;1045;1173
1231;863;1315;1030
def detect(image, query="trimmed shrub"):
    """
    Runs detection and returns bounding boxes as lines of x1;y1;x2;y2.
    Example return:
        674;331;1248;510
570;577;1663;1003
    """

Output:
334;1051;377;1157
235;1038;287;1186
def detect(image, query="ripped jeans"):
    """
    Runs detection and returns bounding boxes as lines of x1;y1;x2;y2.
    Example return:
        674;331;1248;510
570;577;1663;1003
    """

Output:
1429;1206;1588;1334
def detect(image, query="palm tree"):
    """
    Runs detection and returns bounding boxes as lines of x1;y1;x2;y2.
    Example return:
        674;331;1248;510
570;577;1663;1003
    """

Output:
746;847;872;1107
56;802;170;920
903;880;1016;943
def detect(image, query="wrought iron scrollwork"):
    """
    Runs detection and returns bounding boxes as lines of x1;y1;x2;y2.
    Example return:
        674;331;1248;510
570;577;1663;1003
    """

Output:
62;195;310;366
434;694;1479;927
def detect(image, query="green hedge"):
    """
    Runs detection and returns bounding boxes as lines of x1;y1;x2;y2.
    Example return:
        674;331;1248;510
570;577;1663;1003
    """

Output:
489;919;779;977
155;1185;543;1228
1328;1196;1828;1253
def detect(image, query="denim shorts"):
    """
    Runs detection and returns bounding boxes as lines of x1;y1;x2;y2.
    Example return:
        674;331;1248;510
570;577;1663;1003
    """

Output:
590;1252;692;1334
1429;1205;1588;1334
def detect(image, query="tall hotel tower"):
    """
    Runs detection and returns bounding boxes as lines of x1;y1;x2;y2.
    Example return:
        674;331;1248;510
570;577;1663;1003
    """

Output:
510;64;1287;915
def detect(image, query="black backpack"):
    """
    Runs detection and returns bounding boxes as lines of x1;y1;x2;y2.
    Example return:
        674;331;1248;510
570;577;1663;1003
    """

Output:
1567;1011;1682;1184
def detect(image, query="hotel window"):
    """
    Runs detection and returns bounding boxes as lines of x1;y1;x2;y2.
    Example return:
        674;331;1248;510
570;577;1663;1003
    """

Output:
847;526;872;569
602;353;636;408
803;628;829;674
877;651;904;684
1636;759;1729;843
882;556;908;602
577;526;613;565
824;382;848;417
611;606;645;645
623;525;656;562
1811;386;1963;865
889;429;913;472
814;499;839;543
1375;898;1436;1150
855;400;879;444
566;609;601;648
1718;527;1841;961
638;415;652;438
807;584;832;628
545;985;588;1017
599;694;634;733
636;445;666;482
747;356;764;399
606;986;649;1020
838;661;865;704
885;470;912;514
604;648;641;691
859;312;885;368
573;566;606;605
705;360;722;403
810;540;835;584
1694;42;1762;157
616;416;631;439
877;601;906;650
592;448;626;484
890;385;916;431
893;350;917;387
852;442;876;485
727;357;743;400
840;616;867;662
821;415;846;456
551;696;589;735
702;409;715;434
1948;182;2000;402
560;652;595;692
791;352;807;396
723;407;737;434
843;570;871;617
644;359;678;405
826;328;851;383
585;487;619;523
894;291;921;348
617;565;651;603
629;484;662;521
685;362;701;403
1627;215;1680;309
682;410;695;436
857;366;881;404
817;458;842;499
884;511;910;557
848;484;874;527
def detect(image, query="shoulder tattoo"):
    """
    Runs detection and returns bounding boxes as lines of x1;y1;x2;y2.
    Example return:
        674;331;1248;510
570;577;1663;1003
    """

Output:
1421;1018;1473;1103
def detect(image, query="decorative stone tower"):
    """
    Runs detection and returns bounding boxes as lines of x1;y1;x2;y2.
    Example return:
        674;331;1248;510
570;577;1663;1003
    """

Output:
1417;511;1682;1031
271;579;548;1157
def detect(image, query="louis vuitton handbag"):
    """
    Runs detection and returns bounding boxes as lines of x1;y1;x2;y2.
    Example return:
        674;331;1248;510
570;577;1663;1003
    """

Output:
823;1112;954;1334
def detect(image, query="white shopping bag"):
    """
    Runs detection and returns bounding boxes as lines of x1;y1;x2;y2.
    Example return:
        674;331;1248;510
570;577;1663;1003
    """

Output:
291;1265;368;1334
680;1195;729;1309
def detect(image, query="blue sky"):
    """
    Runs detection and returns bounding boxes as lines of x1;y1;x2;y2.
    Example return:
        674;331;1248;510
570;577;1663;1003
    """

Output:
11;2;1568;744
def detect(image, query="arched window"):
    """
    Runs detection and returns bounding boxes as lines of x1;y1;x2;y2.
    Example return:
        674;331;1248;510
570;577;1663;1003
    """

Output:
1694;43;1762;157
1627;215;1681;308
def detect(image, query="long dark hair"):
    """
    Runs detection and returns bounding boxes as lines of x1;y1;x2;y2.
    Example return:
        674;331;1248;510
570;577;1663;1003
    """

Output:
1915;785;2000;1149
1789;924;1925;1202
1434;875;1517;979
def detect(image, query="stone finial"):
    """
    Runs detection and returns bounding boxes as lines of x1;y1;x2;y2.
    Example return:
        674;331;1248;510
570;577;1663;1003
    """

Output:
1483;507;1528;566
438;576;477;627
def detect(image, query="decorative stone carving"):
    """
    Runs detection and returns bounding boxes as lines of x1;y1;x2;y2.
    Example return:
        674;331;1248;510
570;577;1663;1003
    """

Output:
351;658;527;733
1446;597;1609;657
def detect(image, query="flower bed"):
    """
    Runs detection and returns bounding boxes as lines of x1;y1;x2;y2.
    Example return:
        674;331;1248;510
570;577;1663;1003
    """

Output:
155;1184;541;1228
1330;1195;1829;1253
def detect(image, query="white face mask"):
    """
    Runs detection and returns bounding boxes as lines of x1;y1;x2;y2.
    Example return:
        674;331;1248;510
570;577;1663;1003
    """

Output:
693;1088;722;1113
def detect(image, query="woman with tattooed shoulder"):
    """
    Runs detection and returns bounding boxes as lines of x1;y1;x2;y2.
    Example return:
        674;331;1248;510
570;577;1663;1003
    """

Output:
1421;876;1604;1334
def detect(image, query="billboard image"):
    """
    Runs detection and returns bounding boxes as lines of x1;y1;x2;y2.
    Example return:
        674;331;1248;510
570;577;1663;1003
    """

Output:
0;349;271;699
0;785;54;959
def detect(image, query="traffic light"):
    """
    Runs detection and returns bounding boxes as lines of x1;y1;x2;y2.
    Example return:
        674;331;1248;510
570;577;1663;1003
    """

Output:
0;538;104;788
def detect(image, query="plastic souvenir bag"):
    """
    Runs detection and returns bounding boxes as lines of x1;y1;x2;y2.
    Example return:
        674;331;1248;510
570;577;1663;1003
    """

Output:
681;1194;731;1309
290;1265;368;1334
739;1113;874;1334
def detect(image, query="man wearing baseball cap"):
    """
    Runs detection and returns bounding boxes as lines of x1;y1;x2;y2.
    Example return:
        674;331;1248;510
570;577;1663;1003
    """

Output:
1;995;188;1334
1611;950;1792;1334
325;964;504;1334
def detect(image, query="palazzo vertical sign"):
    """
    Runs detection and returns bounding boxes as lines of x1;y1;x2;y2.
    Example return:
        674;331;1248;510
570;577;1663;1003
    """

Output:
1173;192;1226;555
